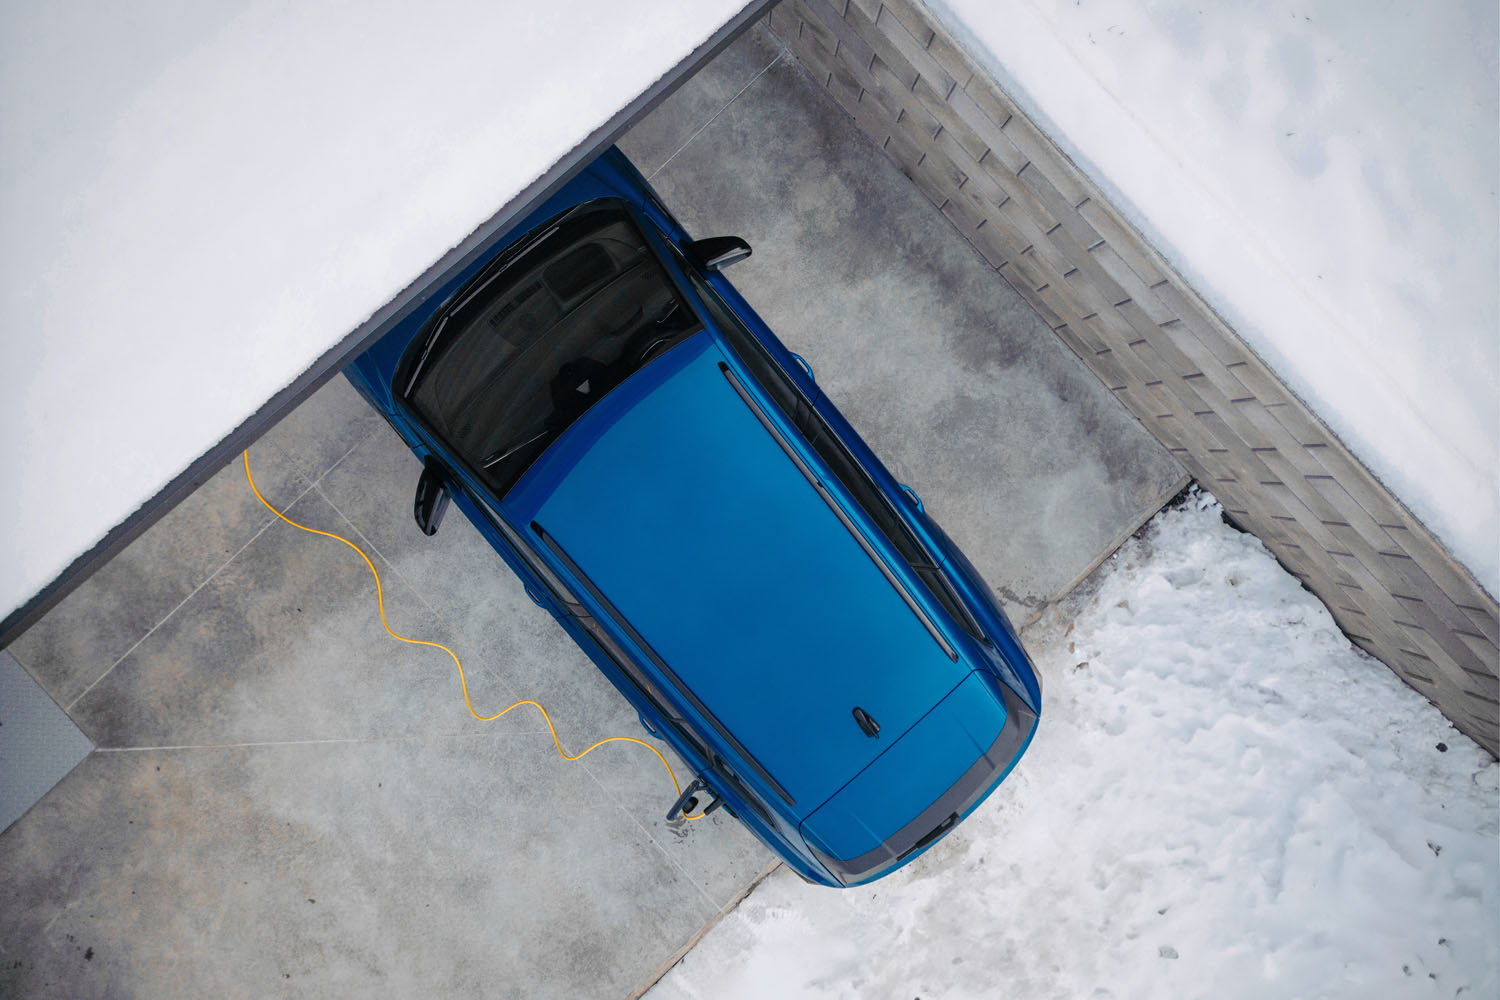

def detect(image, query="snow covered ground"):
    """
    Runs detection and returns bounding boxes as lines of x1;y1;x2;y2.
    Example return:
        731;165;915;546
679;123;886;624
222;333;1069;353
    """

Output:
926;0;1499;596
646;493;1498;1000
0;0;750;624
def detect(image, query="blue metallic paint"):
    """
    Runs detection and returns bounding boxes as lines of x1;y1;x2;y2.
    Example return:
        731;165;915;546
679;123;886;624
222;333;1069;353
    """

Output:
527;339;968;810
803;671;1007;861
343;148;1041;887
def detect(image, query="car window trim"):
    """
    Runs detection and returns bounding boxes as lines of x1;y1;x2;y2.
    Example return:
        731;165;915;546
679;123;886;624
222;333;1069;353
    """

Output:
398;200;707;498
798;408;986;645
471;495;776;821
914;560;987;645
390;199;686;493
472;493;578;605
676;256;984;648
401;202;598;397
718;361;959;663
531;520;797;807
422;433;784;825
474;496;694;732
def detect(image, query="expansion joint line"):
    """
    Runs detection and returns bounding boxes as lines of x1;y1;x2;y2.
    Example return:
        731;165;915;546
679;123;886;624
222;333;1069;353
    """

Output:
240;450;701;820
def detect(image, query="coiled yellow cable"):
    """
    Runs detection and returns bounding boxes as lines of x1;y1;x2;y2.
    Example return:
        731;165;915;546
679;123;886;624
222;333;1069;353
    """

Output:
243;450;701;820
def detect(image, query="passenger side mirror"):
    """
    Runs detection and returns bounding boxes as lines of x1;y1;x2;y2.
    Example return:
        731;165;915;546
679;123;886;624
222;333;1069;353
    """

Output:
413;458;451;536
684;236;751;271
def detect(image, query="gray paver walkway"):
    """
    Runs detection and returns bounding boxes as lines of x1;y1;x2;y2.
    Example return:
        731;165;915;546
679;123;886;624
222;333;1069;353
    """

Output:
0;18;1183;999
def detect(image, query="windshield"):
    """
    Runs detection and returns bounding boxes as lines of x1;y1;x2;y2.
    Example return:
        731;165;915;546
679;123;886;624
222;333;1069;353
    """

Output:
405;202;701;495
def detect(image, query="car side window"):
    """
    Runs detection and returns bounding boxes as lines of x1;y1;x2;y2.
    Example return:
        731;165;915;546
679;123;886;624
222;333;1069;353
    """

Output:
685;267;986;644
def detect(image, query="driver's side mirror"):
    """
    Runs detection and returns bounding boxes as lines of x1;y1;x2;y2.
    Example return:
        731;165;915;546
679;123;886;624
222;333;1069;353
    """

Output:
684;236;751;271
413;458;451;536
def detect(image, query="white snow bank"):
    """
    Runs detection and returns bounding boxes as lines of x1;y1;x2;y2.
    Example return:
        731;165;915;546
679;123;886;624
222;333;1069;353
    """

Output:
647;494;1499;1000
0;0;750;623
925;0;1499;596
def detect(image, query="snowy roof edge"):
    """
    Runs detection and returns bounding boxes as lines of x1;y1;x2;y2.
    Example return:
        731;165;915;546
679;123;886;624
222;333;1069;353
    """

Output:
919;0;1498;598
0;0;774;649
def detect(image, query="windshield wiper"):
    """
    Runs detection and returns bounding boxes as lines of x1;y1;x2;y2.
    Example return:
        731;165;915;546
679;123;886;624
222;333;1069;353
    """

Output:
481;429;550;468
403;203;595;398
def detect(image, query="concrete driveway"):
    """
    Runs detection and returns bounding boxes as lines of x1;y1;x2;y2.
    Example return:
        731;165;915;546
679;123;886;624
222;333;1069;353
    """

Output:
0;18;1182;998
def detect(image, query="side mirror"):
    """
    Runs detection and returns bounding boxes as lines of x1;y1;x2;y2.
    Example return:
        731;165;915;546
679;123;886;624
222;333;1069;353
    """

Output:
413;458;451;536
684;236;751;271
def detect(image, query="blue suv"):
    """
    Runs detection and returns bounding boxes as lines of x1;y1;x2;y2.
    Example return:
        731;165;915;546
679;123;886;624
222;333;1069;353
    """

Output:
344;148;1041;887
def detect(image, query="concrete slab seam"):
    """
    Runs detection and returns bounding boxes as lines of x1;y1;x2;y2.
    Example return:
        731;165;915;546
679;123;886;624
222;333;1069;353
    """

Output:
1039;472;1193;616
649;50;791;182
627;857;785;1000
308;422;385;490
767;0;1499;756
309;481;450;627
303;479;545;717
63;454;321;715
89;730;556;754
576;758;726;914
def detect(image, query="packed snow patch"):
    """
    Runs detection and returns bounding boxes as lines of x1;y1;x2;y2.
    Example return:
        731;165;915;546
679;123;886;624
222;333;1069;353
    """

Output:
0;0;750;623
647;492;1498;1000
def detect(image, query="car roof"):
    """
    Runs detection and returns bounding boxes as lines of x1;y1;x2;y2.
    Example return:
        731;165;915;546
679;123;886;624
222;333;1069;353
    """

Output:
505;331;973;813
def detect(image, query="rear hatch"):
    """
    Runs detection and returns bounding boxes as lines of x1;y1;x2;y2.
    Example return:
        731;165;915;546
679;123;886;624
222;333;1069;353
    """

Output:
800;670;1035;883
511;336;970;811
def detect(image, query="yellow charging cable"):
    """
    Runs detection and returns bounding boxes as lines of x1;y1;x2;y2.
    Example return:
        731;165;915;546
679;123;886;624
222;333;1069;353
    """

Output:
243;450;701;820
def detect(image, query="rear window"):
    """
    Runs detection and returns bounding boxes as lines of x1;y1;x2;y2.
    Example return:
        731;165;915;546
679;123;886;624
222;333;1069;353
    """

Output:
403;202;700;495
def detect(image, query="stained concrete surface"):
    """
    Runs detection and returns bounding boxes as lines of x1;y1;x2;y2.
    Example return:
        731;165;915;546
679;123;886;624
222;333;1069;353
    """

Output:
619;37;1185;614
2;738;721;998
2;377;770;1000
2;18;1183;999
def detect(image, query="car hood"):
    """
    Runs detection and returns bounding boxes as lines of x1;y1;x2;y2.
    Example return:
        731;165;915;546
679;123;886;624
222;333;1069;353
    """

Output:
509;334;971;814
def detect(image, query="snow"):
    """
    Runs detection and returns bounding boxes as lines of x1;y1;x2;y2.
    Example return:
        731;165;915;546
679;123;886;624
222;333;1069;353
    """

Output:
646;493;1499;1000
923;0;1499;597
0;0;751;624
